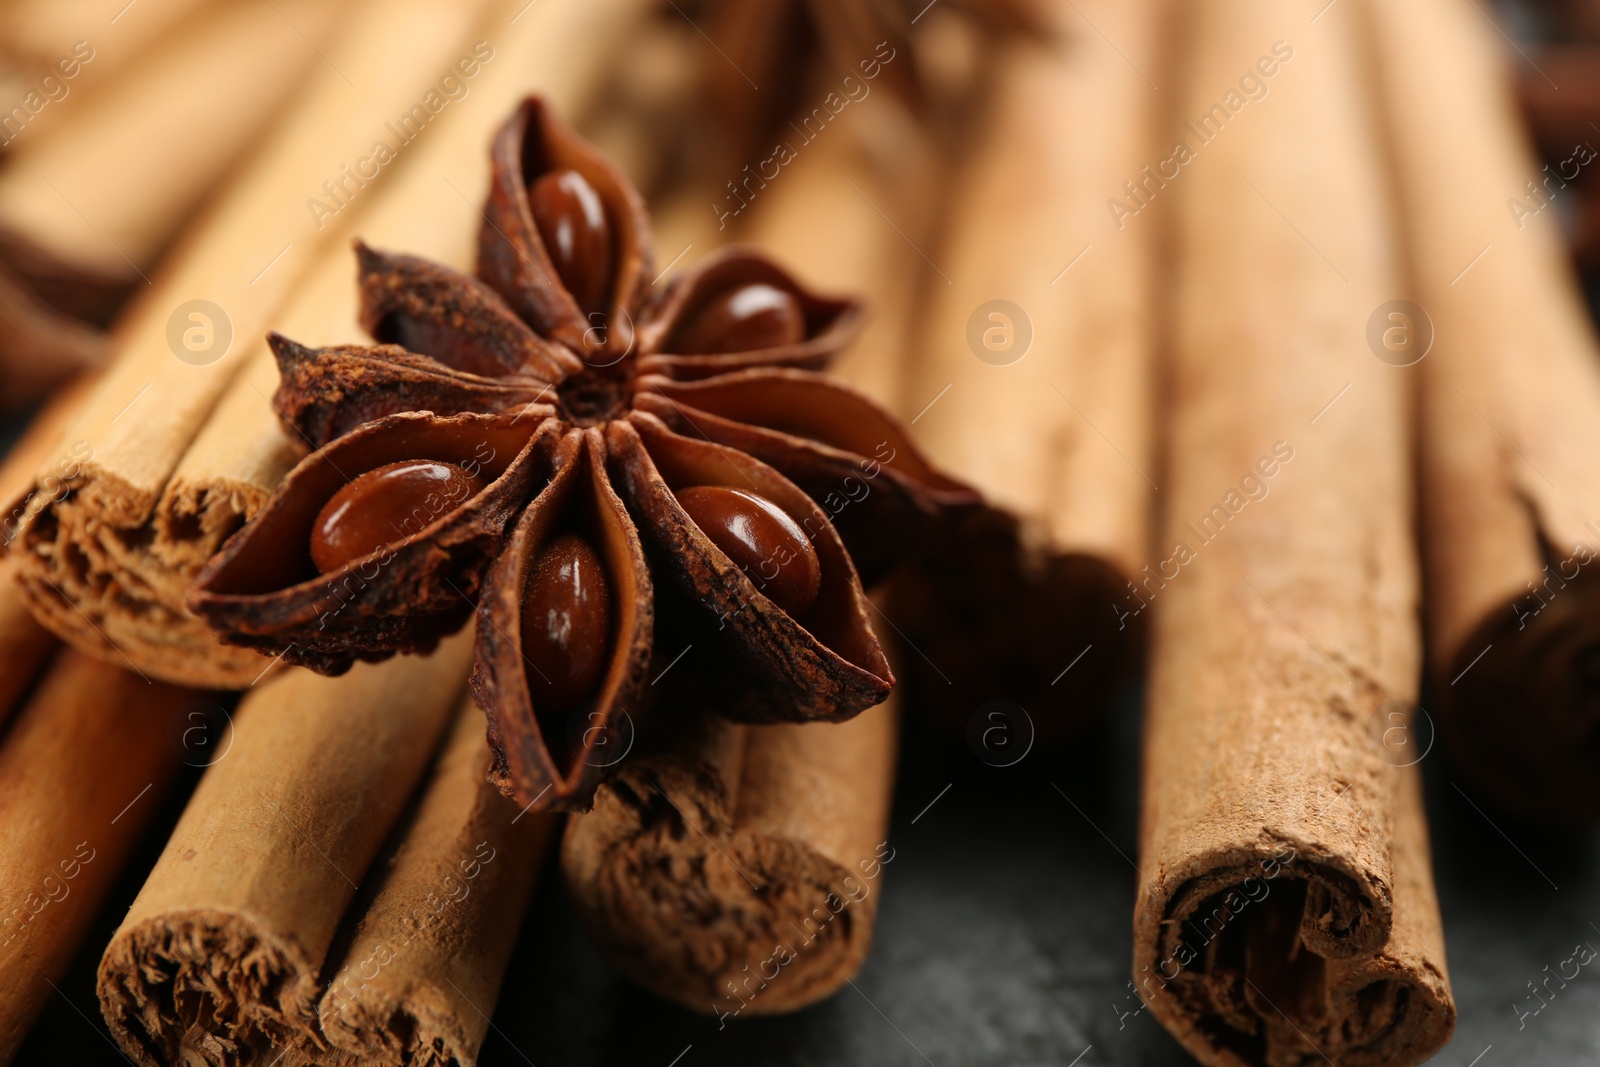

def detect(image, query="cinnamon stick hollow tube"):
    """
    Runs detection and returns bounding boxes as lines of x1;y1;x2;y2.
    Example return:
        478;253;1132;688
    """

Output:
1359;0;1600;819
318;699;556;1066
0;0;346;409
1132;1;1452;1064
893;0;1160;743
0;652;192;1064
7;0;500;688
563;693;899;1016
96;631;473;1067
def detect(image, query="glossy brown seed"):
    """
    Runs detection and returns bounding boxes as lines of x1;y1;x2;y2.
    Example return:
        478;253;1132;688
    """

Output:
671;283;806;354
676;485;821;617
528;167;613;317
522;532;612;713
310;460;485;574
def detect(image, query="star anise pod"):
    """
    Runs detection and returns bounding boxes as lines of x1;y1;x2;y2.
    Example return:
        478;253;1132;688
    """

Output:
188;98;975;811
683;0;1053;144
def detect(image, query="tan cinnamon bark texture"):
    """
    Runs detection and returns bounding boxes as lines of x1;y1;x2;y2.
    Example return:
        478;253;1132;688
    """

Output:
96;631;473;1067
1359;0;1600;819
0;0;346;409
10;0;651;691
1132;2;1452;1064
0;651;191;1064
555;111;917;1018
7;0;500;688
563;694;899;1016
318;700;556;1067
0;375;95;722
153;0;652;684
0;0;220;157
892;0;1160;742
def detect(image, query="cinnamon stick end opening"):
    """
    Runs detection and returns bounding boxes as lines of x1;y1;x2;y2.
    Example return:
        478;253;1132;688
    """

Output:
561;758;877;1016
97;911;324;1067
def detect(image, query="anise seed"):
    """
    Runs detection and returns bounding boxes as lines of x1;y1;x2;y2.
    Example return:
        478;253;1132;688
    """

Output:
672;283;806;354
528;168;613;318
676;485;821;616
522;532;612;713
311;460;486;574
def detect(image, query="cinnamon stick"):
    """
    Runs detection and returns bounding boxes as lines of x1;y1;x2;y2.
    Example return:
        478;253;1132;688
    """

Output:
0;651;192;1063
7;0;507;687
0;0;220;145
564;693;899;1016
1361;0;1600;819
0;0;347;408
318;699;556;1066
96;631;473;1067
891;0;1160;743
0;375;95;723
11;0;654;691
554;104;921;1017
1131;2;1452;1063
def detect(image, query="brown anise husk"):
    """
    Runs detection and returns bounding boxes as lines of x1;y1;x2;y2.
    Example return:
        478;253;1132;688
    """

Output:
4;0;513;686
556;105;926;1019
188;95;972;814
1363;0;1600;820
687;0;1050;162
145;0;653;691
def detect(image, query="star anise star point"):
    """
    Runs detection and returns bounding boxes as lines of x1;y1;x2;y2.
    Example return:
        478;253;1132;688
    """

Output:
189;96;976;812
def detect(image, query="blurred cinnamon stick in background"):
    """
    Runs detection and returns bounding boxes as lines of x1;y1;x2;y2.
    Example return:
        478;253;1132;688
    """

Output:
892;0;1159;744
1362;0;1600;820
6;0;505;686
0;0;219;145
1132;1;1452;1063
0;0;347;409
0;652;193;1064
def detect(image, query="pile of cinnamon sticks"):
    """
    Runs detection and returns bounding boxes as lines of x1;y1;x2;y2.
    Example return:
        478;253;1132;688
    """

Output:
3;0;1600;1064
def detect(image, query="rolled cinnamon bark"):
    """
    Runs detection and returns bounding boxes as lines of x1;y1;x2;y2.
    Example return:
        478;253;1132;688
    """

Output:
891;0;1160;743
0;375;95;723
1359;0;1600;819
554;106;921;1018
0;0;346;409
0;0;220;149
7;0;503;687
318;699;556;1066
563;694;899;1016
0;651;192;1063
1132;2;1452;1064
96;631;473;1067
11;0;652;690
